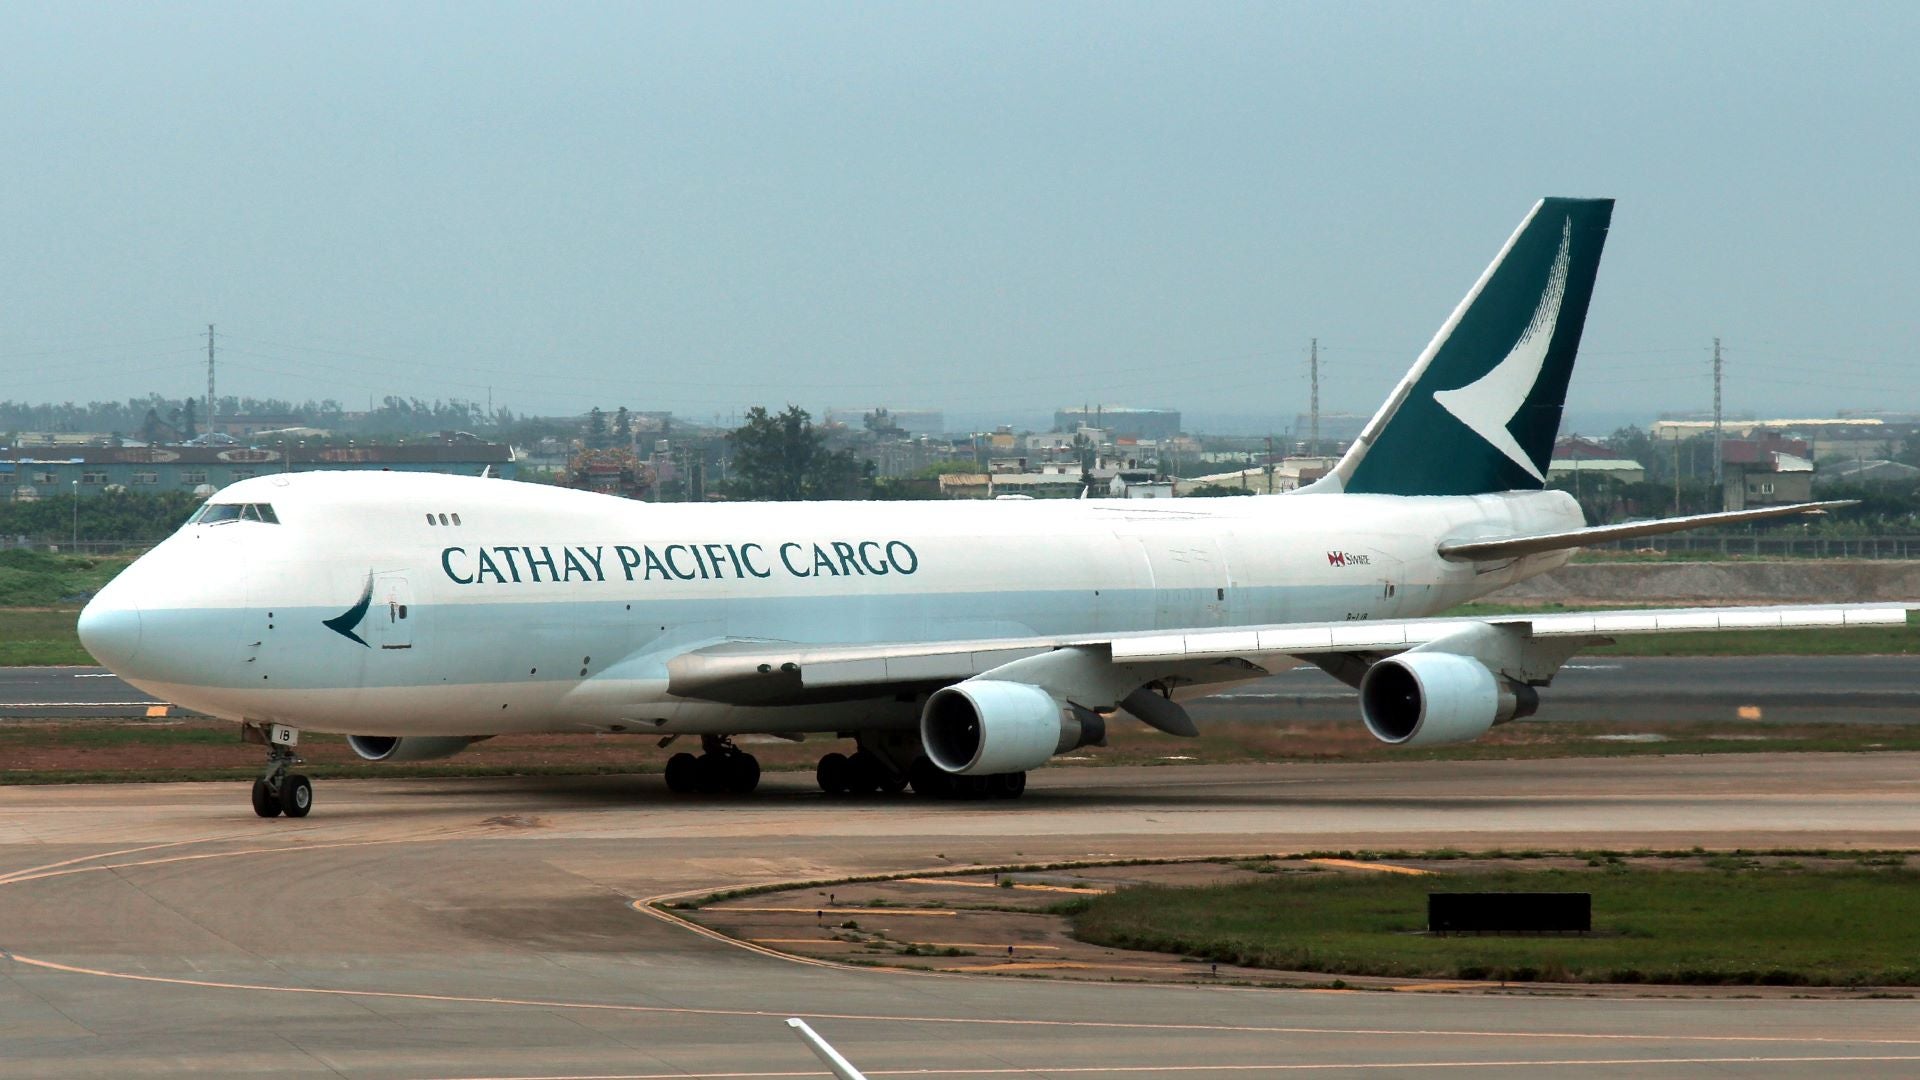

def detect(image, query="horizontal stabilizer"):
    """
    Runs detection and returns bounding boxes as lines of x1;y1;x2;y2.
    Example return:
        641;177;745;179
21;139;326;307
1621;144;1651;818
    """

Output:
1437;501;1854;562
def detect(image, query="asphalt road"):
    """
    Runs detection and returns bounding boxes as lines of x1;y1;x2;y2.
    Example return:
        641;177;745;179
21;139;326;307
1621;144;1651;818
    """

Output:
4;757;1920;1077
8;655;1917;723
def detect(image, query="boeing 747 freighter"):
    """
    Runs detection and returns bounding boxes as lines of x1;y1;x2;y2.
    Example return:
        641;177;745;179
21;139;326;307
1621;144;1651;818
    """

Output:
77;198;1903;817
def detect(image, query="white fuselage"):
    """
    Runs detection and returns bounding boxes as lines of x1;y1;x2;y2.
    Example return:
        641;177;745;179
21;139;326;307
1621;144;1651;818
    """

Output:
79;471;1582;738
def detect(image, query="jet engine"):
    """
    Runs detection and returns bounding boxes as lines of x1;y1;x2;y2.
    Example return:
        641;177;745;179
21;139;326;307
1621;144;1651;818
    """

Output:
346;735;481;762
1358;652;1539;748
920;680;1105;775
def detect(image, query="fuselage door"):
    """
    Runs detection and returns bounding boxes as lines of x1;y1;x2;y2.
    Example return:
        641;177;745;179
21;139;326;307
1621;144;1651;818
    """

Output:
368;572;415;651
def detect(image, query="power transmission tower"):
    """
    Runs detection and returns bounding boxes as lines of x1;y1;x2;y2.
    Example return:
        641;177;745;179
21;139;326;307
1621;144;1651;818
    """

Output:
1308;337;1320;457
206;324;217;436
1711;337;1723;508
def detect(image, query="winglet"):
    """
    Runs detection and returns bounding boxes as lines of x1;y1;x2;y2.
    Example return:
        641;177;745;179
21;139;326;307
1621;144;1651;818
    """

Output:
787;1018;868;1080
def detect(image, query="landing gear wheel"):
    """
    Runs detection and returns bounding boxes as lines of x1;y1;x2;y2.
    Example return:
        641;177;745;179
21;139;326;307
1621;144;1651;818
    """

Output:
251;779;282;818
817;752;852;795
694;753;729;794
876;769;910;795
990;771;1027;800
908;756;953;799
280;774;313;818
664;752;700;794
844;750;884;794
725;753;761;795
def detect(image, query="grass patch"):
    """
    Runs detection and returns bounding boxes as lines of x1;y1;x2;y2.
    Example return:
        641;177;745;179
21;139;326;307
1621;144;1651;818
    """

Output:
1069;865;1920;985
0;608;91;665
0;550;130;606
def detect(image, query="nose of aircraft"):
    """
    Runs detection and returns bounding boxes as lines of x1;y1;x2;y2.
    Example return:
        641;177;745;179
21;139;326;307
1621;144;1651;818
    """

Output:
77;590;143;670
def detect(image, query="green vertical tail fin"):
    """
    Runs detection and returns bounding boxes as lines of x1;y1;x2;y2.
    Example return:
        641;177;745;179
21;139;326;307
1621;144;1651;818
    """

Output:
1316;197;1614;497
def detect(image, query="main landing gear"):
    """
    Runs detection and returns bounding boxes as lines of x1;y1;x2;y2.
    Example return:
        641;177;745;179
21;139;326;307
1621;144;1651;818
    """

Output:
248;725;313;819
814;735;1026;800
663;735;762;795
815;749;910;796
906;758;1026;801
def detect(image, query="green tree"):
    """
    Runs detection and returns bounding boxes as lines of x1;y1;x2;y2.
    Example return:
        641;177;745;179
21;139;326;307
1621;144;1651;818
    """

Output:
726;405;873;501
613;406;632;441
1183;483;1255;497
586;407;608;449
172;399;198;440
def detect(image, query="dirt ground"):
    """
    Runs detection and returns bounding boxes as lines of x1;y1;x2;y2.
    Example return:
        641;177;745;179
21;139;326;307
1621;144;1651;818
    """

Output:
1493;558;1920;604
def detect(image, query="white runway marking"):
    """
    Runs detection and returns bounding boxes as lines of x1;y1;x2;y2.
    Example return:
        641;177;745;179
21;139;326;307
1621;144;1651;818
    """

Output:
11;951;1920;1049
432;1055;1920;1079
0;701;163;707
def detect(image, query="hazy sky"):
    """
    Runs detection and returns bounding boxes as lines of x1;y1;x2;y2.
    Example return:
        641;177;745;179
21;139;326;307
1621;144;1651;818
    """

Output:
2;2;1915;433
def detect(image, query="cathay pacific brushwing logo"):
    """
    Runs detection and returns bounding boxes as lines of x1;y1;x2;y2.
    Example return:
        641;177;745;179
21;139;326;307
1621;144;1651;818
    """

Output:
323;573;374;647
1431;217;1573;482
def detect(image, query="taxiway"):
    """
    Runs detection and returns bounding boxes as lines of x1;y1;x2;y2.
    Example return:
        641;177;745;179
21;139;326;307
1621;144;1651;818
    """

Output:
4;755;1920;1077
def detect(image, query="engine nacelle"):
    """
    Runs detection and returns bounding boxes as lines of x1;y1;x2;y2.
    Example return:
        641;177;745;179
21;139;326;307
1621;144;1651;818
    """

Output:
920;680;1104;775
346;735;480;763
1358;653;1539;748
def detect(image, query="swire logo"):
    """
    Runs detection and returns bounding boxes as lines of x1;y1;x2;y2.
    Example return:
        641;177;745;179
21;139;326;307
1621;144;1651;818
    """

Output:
1326;551;1371;568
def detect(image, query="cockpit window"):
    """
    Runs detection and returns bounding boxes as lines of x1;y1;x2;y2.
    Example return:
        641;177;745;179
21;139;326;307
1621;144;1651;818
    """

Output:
192;502;278;525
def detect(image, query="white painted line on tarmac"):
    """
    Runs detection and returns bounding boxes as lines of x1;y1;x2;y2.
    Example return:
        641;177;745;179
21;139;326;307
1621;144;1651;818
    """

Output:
0;701;163;707
431;1054;1920;1078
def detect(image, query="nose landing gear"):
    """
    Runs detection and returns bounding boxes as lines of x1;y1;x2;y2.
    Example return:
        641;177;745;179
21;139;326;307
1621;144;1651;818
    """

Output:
245;723;313;819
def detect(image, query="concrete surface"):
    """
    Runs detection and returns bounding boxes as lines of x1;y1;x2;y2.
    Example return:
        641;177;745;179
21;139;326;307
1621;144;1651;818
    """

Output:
5;756;1920;1077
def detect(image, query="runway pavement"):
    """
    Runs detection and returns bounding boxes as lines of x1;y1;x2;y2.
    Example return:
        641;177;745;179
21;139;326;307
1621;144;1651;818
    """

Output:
9;654;1918;722
5;755;1920;1077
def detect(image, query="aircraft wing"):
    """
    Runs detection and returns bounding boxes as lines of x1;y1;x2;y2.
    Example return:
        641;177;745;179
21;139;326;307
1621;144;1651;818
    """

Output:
665;602;1913;707
1438;501;1851;562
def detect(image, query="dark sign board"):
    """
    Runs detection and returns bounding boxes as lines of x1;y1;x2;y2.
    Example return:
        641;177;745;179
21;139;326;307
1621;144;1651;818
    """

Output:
1428;892;1591;934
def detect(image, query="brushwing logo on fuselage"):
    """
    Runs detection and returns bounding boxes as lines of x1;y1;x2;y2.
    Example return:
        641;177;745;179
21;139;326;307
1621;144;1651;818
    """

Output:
323;573;374;647
1430;217;1574;483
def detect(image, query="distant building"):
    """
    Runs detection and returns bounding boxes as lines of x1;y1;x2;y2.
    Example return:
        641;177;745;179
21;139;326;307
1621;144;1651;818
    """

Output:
823;407;945;436
1823;459;1920;484
0;434;514;501
1654;417;1899;461
1052;407;1181;441
1721;436;1814;511
211;414;305;438
1182;457;1334;494
1548;436;1646;484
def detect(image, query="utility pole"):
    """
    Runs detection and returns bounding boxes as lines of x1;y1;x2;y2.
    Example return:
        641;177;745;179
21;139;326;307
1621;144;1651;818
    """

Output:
206;324;217;437
1673;430;1682;514
1309;337;1320;458
1711;337;1723;508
